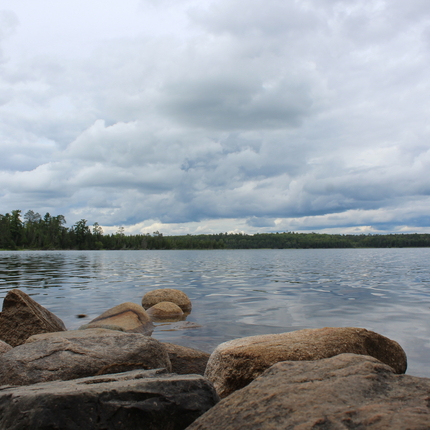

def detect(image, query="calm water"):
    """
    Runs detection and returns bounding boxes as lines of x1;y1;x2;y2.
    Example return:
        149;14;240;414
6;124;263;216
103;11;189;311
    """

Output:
1;249;429;377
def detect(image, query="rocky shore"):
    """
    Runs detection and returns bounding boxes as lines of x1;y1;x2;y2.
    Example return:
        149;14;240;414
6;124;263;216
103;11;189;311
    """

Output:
0;288;428;429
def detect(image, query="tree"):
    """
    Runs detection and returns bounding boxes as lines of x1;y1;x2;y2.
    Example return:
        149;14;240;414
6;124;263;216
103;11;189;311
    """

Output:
93;222;103;237
73;219;90;248
10;210;23;246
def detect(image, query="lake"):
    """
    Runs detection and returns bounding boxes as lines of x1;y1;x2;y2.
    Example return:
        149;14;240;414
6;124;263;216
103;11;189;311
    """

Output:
1;248;429;377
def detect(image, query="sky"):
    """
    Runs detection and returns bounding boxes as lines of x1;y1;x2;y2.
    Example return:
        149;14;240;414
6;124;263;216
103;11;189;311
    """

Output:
1;0;430;236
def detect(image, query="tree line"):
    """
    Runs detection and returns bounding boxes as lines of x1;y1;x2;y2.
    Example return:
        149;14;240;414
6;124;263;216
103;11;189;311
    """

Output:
1;210;430;250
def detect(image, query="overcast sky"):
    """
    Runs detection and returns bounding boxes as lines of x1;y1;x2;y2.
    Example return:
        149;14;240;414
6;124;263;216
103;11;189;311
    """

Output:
1;0;429;235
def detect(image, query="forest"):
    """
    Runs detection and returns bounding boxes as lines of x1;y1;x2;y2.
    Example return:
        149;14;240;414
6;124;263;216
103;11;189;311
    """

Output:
1;209;430;250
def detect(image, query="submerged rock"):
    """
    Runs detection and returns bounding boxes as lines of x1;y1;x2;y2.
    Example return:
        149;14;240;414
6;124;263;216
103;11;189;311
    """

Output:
79;302;154;335
0;328;171;386
142;289;192;313
205;327;407;397
0;368;219;430
0;289;66;347
189;353;430;430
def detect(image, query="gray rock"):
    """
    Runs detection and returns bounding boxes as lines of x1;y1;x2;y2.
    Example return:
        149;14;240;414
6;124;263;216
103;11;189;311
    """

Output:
0;289;66;347
0;340;12;354
0;328;171;386
205;327;407;397
188;353;430;430
162;342;210;375
0;368;219;430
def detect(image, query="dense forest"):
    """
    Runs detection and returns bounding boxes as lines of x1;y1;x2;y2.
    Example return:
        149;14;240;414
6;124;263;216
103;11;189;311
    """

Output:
1;210;430;250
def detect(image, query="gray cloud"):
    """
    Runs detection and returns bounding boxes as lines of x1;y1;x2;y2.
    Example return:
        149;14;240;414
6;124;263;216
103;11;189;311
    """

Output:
0;0;429;233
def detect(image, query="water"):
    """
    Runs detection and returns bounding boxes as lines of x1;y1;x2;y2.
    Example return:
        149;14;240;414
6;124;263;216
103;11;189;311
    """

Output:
1;248;429;377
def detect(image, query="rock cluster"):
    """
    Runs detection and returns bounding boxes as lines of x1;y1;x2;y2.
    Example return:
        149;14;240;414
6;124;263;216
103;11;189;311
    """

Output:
189;353;430;430
0;287;429;429
142;288;192;313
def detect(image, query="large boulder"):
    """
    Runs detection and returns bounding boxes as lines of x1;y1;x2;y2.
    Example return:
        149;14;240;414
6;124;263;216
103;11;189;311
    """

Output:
0;328;171;386
142;289;192;313
162;342;210;375
79;302;154;335
205;327;407;397
0;289;66;347
188;354;430;430
147;301;185;322
0;368;219;430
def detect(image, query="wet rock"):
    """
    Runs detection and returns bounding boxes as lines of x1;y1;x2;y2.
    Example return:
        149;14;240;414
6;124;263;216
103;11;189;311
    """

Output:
160;321;202;331
188;354;430;430
162;342;210;375
79;302;154;335
147;301;185;322
0;328;171;386
0;289;66;347
0;368;219;430
205;327;407;398
142;288;192;313
0;340;12;354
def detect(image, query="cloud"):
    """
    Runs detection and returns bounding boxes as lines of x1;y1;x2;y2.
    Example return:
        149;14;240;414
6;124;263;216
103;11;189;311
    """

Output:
0;0;430;233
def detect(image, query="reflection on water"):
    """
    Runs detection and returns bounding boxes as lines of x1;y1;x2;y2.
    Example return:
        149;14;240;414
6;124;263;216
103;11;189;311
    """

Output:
1;248;430;377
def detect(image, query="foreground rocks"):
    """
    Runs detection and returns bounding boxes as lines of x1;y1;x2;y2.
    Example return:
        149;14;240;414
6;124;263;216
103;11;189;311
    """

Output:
0;289;66;347
0;329;171;386
0;340;12;354
79;302;154;335
142;288;192;313
205;327;407;397
162;343;210;375
0;368;219;430
189;353;430;430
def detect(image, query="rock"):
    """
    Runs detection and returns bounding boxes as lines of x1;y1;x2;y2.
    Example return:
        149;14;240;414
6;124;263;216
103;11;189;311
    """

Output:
159;321;202;331
0;368;219;430
79;302;154;335
0;340;12;354
205;327;407;398
142;288;192;313
79;323;126;332
162;342;210;375
188;353;430;430
0;289;66;347
0;328;171;386
147;301;185;322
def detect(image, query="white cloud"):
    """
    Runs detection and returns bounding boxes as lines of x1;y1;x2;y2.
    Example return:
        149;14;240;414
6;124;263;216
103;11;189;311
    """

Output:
0;0;430;233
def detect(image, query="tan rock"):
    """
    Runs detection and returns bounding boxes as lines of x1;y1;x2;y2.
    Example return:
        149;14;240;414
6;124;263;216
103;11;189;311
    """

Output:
147;301;185;322
1;328;171;386
162;342;210;375
0;289;66;347
0;340;12;354
205;327;407;398
79;302;153;335
189;354;430;430
142;288;192;312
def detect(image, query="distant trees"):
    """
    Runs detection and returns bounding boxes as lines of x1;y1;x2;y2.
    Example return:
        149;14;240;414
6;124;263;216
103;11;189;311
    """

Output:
1;209;430;250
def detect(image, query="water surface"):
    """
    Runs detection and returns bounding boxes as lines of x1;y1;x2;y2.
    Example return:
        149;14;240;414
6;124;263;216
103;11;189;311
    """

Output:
0;249;429;377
